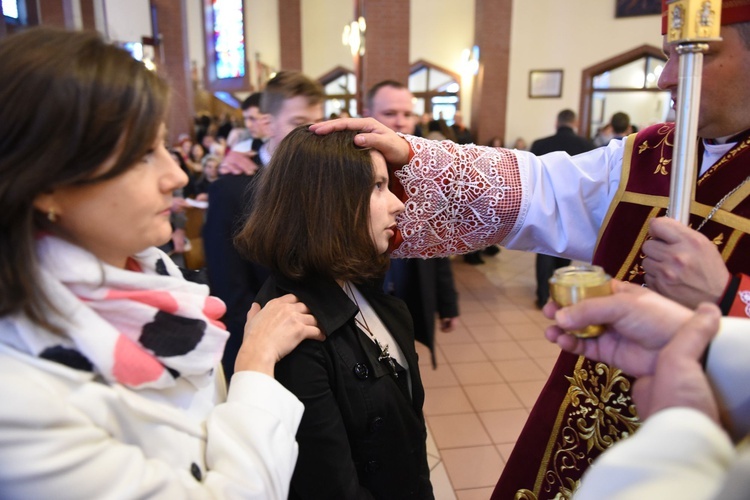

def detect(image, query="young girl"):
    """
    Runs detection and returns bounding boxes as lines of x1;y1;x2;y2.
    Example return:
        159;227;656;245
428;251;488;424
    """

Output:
237;126;433;499
0;28;323;498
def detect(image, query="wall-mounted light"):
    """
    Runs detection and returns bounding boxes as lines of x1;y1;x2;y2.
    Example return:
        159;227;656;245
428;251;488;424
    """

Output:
460;45;480;76
342;16;367;57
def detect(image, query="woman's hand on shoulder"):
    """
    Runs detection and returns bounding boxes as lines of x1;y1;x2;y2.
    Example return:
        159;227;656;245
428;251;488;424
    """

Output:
235;294;324;377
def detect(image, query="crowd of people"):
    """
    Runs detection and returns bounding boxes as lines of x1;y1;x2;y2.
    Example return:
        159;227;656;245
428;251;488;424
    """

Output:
2;1;750;498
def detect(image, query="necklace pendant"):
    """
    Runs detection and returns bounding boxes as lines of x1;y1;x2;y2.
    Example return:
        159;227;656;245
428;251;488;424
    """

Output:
375;340;397;373
376;339;389;361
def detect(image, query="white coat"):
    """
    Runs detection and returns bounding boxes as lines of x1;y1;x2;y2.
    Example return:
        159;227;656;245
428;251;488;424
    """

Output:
0;337;303;499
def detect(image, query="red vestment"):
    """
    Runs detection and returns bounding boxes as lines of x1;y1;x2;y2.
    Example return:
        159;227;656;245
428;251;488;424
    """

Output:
492;123;750;499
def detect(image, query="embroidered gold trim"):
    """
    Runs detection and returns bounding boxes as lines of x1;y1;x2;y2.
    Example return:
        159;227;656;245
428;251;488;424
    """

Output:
614;192;750;235
615;207;661;281
525;357;640;499
722;230;743;261
719;176;750;212
619;192;668;209
594;133;636;252
530;358;583;496
514;490;537;500
702;209;750;234
698;135;750;186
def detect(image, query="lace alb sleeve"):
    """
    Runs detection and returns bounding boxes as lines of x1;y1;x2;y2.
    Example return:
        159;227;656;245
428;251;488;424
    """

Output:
391;135;525;258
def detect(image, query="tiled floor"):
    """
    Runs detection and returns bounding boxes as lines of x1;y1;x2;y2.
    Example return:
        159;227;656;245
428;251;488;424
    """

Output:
419;249;560;499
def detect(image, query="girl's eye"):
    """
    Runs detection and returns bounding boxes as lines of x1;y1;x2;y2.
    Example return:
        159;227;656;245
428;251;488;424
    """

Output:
141;149;156;163
374;182;384;190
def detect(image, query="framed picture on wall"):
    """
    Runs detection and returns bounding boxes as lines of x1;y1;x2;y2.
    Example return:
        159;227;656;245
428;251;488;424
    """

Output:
528;70;563;98
615;0;661;18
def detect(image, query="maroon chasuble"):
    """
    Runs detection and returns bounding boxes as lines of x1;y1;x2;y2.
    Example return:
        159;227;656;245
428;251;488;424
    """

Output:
491;123;750;499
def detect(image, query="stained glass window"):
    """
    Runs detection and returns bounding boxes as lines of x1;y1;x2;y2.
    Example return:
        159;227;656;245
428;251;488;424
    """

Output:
211;0;245;79
2;0;19;19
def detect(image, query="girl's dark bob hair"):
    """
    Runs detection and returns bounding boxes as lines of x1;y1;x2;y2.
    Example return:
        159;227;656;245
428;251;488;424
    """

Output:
236;126;389;283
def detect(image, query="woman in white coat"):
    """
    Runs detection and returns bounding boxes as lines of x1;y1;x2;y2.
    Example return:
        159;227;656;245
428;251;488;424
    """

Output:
0;27;322;499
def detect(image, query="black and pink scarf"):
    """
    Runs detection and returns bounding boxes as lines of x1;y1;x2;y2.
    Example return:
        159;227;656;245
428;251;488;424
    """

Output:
1;235;228;390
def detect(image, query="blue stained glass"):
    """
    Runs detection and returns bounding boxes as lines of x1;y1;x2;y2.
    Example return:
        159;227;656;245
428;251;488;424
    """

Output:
212;0;245;79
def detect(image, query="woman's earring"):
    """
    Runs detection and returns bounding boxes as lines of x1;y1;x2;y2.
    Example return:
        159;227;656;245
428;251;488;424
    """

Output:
47;208;57;222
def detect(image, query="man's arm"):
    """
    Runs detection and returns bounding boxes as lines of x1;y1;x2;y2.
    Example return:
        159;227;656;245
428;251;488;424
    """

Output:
312;118;624;262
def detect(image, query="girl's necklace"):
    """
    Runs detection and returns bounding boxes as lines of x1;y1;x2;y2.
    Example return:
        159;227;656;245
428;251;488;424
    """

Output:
345;282;396;371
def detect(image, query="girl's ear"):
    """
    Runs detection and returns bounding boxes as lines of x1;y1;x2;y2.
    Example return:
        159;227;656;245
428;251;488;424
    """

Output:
33;191;62;222
33;192;59;217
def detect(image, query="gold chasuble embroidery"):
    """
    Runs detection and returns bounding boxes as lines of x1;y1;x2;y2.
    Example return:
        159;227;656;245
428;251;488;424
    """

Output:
491;123;750;500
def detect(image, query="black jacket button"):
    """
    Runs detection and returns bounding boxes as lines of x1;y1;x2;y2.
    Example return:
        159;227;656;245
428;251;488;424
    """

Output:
369;416;385;432
190;462;202;481
353;363;369;379
365;460;380;473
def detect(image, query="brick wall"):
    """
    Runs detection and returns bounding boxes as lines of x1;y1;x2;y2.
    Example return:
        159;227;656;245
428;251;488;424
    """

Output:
472;0;512;145
360;0;410;99
279;0;302;70
152;0;195;145
80;0;96;30
38;0;71;28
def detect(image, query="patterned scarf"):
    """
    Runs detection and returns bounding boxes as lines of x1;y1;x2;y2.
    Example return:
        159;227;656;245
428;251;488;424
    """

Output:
1;235;228;390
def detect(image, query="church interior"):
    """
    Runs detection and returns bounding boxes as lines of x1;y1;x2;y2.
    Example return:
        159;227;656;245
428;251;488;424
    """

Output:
0;1;692;498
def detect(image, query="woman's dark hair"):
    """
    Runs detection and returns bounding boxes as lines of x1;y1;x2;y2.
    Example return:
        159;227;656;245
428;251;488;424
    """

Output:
236;126;389;282
0;27;170;330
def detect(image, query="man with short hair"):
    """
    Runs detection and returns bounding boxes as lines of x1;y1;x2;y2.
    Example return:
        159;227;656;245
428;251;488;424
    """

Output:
241;93;268;143
610;110;631;139
365;80;459;367
365;80;416;134
205;72;324;381
220;93;267;177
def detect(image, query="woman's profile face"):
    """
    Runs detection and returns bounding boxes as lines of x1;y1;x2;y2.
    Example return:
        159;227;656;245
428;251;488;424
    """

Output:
368;151;404;254
35;124;188;268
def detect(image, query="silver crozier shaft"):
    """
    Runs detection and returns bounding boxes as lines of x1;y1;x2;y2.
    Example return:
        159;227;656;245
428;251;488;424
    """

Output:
665;0;722;224
668;45;705;224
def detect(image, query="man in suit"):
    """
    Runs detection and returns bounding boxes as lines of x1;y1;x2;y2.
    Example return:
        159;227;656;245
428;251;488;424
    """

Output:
530;109;595;308
204;72;324;381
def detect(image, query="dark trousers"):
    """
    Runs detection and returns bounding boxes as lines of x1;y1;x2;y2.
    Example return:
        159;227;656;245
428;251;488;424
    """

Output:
535;254;571;307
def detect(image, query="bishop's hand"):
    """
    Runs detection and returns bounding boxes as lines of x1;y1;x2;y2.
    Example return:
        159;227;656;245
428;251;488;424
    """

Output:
642;216;730;309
